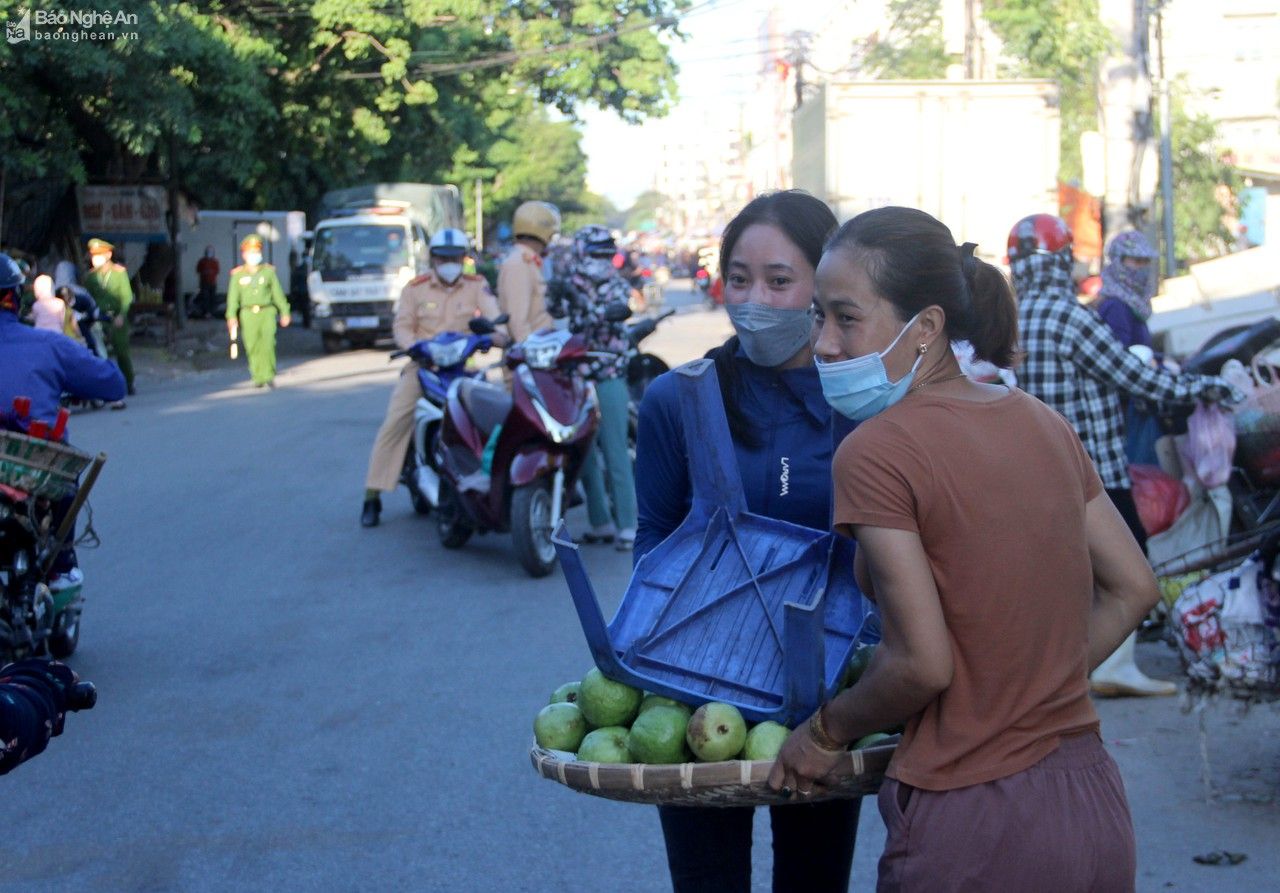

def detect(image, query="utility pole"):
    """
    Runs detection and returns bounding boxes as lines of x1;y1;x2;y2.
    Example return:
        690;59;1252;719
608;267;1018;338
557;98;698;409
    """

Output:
168;133;185;330
1153;4;1177;276
474;178;484;252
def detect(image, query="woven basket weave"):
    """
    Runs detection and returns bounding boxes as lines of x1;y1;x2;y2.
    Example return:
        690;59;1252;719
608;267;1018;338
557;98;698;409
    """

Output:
0;431;92;499
530;739;896;807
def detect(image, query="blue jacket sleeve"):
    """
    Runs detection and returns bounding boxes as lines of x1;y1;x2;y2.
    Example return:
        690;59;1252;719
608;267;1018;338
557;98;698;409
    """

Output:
634;371;691;564
54;337;126;403
0;659;73;775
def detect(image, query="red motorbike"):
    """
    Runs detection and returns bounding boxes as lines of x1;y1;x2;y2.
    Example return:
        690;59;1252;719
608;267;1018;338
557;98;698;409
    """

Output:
433;327;602;577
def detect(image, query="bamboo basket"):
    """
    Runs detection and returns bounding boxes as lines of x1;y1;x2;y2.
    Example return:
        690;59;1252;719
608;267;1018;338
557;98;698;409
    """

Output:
529;738;896;807
0;431;92;499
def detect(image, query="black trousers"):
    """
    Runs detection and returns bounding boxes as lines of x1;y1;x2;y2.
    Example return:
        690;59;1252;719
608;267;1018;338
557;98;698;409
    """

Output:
1105;487;1148;556
658;797;861;893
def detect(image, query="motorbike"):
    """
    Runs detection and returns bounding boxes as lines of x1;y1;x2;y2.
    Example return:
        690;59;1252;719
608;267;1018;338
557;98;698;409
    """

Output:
1174;316;1280;532
390;314;508;515
0;407;105;662
625;308;675;462
433;320;610;577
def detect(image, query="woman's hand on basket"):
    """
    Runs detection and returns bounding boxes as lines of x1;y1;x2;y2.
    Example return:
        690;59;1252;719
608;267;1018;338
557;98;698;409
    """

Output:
766;717;846;799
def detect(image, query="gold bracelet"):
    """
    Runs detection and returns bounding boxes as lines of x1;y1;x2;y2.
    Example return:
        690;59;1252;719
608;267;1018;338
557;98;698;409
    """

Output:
809;704;845;752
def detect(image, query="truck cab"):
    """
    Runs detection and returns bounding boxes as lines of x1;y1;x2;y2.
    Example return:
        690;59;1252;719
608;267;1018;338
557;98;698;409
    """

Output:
308;202;431;352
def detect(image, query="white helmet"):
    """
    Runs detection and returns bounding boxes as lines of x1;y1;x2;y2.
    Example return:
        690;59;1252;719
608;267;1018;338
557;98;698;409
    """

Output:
429;228;470;258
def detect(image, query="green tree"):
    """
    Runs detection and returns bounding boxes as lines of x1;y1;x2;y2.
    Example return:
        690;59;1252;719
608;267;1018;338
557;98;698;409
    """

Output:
0;0;688;222
624;189;669;232
984;0;1111;182
863;0;949;79
1159;83;1240;267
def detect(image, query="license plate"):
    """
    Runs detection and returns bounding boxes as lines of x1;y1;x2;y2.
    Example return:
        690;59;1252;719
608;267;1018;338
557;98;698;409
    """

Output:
345;316;380;329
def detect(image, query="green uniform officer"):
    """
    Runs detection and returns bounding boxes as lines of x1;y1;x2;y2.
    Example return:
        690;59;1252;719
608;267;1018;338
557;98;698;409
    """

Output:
84;238;136;397
226;234;291;388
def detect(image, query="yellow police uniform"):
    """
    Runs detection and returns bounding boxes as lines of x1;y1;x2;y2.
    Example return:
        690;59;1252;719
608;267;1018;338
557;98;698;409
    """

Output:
365;272;500;492
496;242;551;344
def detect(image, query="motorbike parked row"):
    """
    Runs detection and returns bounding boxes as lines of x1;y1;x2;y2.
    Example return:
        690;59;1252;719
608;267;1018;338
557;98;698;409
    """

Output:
397;305;671;577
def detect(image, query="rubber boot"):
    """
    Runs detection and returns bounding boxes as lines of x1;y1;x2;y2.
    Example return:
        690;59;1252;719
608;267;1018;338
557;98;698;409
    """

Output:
1090;631;1177;697
361;496;381;528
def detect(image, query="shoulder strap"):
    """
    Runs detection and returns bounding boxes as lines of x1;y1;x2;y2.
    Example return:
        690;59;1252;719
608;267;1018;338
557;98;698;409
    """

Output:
674;358;745;515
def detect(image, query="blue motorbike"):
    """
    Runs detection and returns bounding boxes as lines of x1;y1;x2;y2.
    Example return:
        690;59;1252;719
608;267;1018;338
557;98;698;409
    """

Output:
392;314;507;514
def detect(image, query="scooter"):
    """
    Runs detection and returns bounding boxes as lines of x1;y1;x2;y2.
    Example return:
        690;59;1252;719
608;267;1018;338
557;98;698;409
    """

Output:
625;308;675;461
433;323;606;577
0;405;106;661
390;314;508;515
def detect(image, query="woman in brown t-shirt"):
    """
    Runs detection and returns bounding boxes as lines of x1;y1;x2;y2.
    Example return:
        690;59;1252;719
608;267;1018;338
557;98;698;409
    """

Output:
766;207;1159;892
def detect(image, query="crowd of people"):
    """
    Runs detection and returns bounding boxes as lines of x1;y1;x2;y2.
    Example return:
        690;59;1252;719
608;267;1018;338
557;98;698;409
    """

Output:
3;186;1245;888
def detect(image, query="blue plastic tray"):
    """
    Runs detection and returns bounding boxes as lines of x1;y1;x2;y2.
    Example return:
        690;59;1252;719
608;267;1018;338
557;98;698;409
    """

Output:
554;358;873;725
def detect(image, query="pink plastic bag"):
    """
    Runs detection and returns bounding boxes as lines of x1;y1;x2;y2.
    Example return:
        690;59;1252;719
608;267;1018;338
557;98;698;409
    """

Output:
1182;404;1236;489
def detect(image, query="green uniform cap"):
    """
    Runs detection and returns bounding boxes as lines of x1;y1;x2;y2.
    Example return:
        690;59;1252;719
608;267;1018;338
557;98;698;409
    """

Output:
87;238;114;255
240;235;264;251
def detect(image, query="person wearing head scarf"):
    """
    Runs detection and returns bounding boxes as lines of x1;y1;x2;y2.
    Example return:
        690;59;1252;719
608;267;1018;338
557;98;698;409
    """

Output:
1095;231;1160;350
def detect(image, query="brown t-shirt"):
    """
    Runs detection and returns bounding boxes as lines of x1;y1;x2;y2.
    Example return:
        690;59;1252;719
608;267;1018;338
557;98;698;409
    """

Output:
833;388;1103;791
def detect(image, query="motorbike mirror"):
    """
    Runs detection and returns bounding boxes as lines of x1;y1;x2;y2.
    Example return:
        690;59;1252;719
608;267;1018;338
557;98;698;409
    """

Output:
469;317;495;335
604;302;633;323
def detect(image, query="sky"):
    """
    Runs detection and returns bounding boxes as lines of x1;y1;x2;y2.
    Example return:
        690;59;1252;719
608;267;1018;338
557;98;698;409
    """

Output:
579;0;815;209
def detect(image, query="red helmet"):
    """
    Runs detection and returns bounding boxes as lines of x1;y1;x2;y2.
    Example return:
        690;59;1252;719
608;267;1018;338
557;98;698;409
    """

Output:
1007;214;1072;260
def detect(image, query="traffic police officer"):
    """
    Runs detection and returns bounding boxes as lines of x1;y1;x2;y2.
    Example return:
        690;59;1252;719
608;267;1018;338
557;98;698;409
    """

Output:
497;201;559;344
361;228;505;527
83;238;136;400
225;235;291;388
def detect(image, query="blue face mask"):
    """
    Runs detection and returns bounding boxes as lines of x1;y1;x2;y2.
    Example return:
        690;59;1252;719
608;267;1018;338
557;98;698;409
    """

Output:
815;312;921;421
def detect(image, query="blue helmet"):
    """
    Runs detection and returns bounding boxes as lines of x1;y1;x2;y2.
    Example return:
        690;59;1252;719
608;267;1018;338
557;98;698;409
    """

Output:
0;253;24;290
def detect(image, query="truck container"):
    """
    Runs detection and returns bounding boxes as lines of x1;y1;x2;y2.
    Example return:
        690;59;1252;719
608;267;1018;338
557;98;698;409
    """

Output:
792;80;1060;259
307;183;464;351
178;210;307;305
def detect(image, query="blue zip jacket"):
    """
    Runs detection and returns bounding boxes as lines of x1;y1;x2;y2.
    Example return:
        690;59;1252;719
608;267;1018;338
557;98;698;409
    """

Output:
634;347;855;561
0;312;125;429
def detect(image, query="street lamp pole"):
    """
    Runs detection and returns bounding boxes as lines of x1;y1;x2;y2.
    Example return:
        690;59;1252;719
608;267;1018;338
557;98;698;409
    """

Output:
1154;4;1177;276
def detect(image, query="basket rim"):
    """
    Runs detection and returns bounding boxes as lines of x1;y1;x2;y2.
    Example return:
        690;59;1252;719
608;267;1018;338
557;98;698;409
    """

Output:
530;737;897;806
0;429;94;462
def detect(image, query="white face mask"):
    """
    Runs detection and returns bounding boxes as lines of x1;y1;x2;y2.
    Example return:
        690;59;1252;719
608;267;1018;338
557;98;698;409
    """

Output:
244;251;263;266
435;262;463;284
90;254;108;269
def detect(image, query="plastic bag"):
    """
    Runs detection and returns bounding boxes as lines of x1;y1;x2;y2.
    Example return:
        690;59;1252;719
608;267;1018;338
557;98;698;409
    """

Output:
1182;403;1236;489
1172;552;1279;690
1130;464;1191;536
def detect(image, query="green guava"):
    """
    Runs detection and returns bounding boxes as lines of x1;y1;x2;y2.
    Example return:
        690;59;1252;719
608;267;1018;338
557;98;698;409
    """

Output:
627;705;691;764
576;726;632;763
578;668;642;728
742;721;791;761
686;702;748;761
854;732;893;750
549;682;581;705
639;694;692;719
533;702;589;752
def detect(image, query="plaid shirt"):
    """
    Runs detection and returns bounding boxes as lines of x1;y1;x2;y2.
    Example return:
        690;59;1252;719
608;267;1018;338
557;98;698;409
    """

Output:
1014;254;1227;490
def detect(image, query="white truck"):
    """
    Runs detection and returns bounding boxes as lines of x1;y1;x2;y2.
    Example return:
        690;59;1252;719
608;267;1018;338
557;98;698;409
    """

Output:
178;210;307;308
307;183;464;352
792;80;1060;258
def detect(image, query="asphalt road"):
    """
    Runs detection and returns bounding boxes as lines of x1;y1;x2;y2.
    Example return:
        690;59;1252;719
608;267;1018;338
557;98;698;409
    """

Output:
1;291;1276;892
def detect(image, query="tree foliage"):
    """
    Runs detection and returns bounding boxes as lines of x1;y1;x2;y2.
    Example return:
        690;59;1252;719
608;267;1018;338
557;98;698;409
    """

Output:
984;0;1111;183
0;0;687;231
863;0;948;80
1160;83;1240;267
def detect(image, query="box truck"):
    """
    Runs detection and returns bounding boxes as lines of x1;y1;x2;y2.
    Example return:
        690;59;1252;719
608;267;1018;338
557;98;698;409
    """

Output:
178;210;307;306
792;80;1060;259
307;183;464;352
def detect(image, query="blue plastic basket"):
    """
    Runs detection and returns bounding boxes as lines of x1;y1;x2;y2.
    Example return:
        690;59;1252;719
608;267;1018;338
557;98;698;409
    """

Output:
554;358;874;725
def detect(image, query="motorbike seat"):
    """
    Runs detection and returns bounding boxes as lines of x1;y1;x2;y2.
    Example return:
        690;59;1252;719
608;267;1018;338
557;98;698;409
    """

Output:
1181;316;1280;375
456;378;512;439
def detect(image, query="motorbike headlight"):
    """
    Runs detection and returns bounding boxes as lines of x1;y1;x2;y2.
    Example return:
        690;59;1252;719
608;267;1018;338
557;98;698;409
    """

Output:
427;339;469;368
313;300;332;319
524;342;561;370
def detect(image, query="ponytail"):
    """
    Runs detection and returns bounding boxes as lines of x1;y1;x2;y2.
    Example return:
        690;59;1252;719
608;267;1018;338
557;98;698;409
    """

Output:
963;260;1020;369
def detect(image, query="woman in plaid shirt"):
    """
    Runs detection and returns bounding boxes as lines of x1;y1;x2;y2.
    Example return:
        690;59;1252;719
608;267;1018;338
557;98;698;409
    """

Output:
1008;214;1236;696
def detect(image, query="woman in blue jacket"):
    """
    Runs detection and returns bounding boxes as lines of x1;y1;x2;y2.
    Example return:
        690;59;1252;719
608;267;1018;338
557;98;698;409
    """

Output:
634;191;861;892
